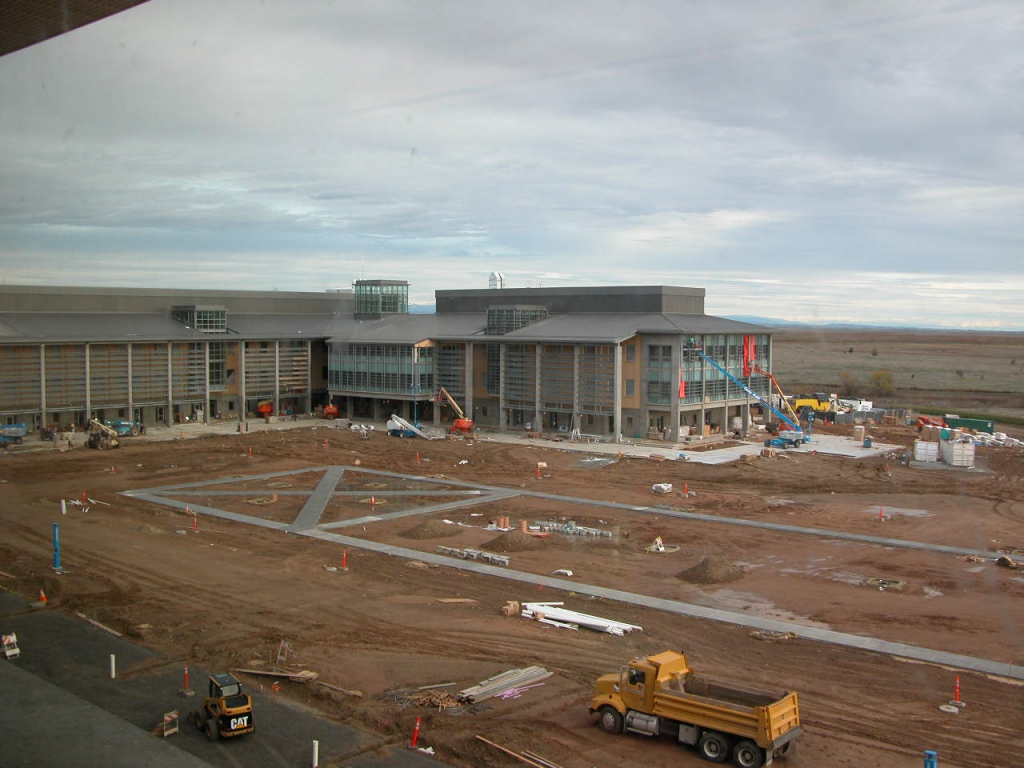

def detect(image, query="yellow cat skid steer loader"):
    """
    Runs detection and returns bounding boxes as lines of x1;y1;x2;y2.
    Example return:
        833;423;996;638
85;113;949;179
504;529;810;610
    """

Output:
189;672;254;741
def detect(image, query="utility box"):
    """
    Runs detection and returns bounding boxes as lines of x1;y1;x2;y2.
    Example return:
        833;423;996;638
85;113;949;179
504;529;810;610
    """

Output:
940;439;975;467
913;440;939;463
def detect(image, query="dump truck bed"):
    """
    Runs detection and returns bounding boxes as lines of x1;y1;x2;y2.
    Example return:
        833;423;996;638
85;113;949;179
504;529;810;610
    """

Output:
654;674;800;748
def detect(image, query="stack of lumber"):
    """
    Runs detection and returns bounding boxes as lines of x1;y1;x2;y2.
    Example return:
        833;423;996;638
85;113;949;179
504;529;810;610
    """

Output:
457;666;551;703
521;602;642;636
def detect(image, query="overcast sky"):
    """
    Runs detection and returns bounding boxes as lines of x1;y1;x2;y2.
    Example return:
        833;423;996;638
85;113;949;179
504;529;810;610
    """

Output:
1;1;1022;329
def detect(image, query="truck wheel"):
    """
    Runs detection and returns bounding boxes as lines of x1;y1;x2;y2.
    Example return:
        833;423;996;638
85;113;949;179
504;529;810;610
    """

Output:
598;706;624;734
697;731;730;763
732;739;765;768
205;718;218;741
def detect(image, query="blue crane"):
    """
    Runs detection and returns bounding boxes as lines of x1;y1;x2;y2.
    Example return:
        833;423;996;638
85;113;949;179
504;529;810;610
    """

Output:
685;343;811;448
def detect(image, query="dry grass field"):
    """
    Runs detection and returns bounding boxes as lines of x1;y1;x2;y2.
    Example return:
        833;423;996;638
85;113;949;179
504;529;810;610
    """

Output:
772;328;1024;424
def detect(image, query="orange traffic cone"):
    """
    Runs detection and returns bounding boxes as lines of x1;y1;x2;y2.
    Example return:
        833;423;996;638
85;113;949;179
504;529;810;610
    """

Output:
39;589;48;604
80;490;88;504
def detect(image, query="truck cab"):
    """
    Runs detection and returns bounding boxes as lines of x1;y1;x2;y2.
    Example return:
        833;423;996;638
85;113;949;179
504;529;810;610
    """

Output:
591;651;800;767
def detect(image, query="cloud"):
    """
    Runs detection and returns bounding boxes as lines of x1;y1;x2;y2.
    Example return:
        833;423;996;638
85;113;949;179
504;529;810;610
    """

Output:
0;0;1021;329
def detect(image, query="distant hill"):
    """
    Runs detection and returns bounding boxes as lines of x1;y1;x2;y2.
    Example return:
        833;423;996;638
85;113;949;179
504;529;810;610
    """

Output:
722;315;1007;331
409;306;1015;332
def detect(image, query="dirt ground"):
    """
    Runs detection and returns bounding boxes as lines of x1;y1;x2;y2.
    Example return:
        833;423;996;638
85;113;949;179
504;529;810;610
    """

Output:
2;418;1023;768
772;328;1024;422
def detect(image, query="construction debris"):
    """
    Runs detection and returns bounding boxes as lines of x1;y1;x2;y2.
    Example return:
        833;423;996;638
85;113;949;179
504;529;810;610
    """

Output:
996;555;1017;569
520;602;642;636
435;545;509;566
75;611;123;637
476;736;564;768
750;630;799;642
232;668;319;683
535;520;612;538
316;681;363;698
408;689;460;710
457;666;552;703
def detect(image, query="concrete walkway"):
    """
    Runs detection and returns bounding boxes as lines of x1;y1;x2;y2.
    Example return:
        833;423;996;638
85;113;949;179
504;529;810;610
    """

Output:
126;465;1024;682
8;415;903;465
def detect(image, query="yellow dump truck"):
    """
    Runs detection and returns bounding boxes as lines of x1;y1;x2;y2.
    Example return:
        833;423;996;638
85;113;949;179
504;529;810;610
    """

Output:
590;650;800;767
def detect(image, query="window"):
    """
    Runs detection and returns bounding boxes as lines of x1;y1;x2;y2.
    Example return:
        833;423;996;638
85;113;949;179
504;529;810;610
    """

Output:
625;344;635;362
626;379;635;397
647;345;673;405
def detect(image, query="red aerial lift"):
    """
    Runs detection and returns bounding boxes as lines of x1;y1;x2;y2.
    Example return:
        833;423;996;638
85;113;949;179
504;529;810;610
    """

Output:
437;387;473;434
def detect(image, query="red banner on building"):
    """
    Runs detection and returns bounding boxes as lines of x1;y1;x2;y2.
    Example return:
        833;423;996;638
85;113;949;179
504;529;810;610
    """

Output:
742;335;756;377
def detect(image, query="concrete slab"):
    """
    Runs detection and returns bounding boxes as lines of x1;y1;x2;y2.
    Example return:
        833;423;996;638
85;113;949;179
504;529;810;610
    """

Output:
0;660;216;768
479;430;902;464
0;591;446;767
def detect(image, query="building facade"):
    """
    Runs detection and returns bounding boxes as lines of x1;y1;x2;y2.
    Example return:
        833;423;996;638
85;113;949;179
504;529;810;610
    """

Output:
0;282;773;442
0;285;346;430
324;283;773;441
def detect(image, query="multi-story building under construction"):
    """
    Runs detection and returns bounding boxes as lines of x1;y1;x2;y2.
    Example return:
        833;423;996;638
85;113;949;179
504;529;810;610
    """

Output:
0;281;773;442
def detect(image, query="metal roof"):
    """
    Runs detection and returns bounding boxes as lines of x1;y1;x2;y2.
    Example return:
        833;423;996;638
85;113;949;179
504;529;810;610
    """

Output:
0;0;152;59
491;313;767;343
0;308;767;346
0;312;334;343
325;313;488;344
327;311;767;345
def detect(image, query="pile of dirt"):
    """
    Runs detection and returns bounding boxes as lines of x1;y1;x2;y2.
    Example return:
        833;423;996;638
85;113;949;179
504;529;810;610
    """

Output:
399;520;462;540
481;530;545;552
676;554;745;584
137;524;164;535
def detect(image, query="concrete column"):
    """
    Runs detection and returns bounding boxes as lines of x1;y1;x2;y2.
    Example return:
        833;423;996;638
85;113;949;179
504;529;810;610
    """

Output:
534;343;542;431
697;334;706;437
84;343;91;422
238;341;246;420
273;341;281;416
572;345;580;436
613;343;623;443
39;344;47;428
464;342;474;422
305;339;313;414
127;343;134;422
723;335;732;435
670;341;681;442
203;341;211;425
166;342;173;427
498;344;506;431
346;396;354;418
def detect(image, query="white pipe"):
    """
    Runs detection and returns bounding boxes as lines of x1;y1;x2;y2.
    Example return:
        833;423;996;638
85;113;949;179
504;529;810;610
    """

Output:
109;654;116;679
312;739;319;767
